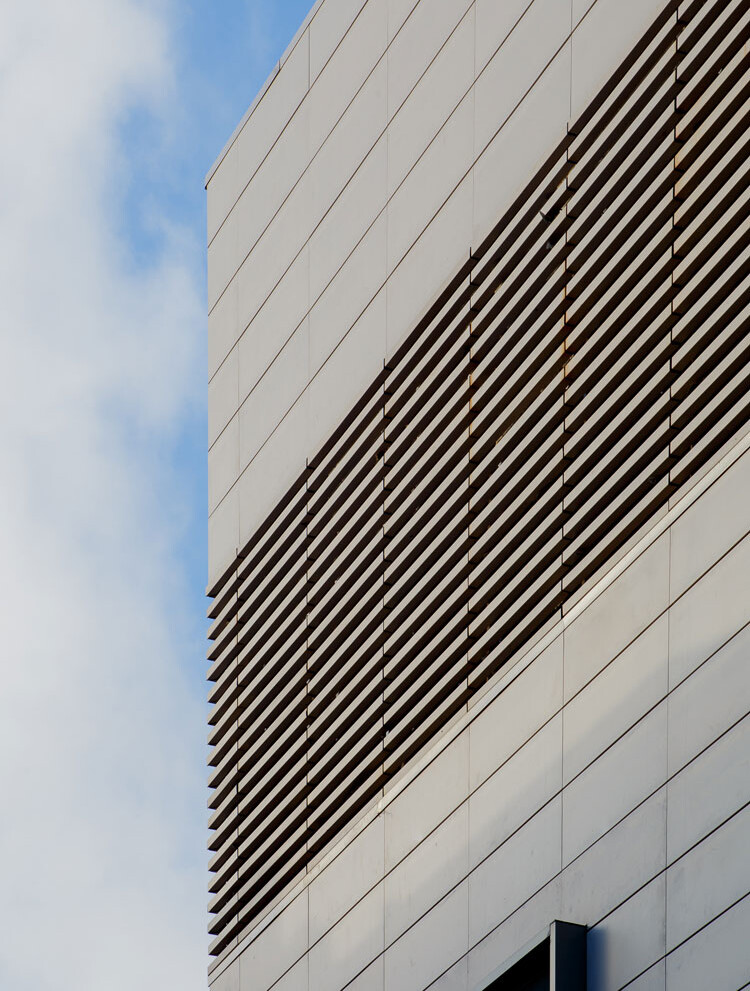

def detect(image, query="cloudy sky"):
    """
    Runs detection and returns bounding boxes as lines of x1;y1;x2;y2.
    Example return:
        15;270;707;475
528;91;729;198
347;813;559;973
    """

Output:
0;1;309;987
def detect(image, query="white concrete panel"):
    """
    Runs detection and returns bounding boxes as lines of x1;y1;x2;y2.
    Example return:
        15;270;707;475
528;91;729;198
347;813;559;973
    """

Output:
668;714;750;863
387;92;473;276
310;136;388;314
211;958;240;991
235;174;312;342
571;0;670;118
386;172;472;358
209;481;239;584
388;6;474;197
387;0;417;43
469;796;562;945
235;34;310;199
309;0;387;156
385;882;469;991
348;957;384;991
233;102;310;268
628;962;666;991
562;700;667;866
238;891;308;991
668;622;750;776
467;877;563;991
470;636;563;790
272;958;308;991
473;43;571;247
587;875;666;991
208;208;239;313
238;246;309;407
387;0;471;117
310;58;386;238
310;207;387;374
309;883;385;991
308;289;386;462
208;141;239;245
666;894;750;991
474;0;571;158
429;958;468;991
239;320;309;473
209;415;240;515
670;448;750;601
385;729;469;871
238;391;309;547
668;534;750;689
469;714;562;869
310;0;369;82
386;805;468;943
209;346;239;448
666;803;750;951
309;816;385;944
561;788;667;927
475;0;534;77
564;532;670;702
563;614;668;785
209;278;240;383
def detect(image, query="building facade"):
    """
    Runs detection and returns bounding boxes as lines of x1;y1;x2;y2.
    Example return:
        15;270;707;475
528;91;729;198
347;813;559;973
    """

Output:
205;1;750;989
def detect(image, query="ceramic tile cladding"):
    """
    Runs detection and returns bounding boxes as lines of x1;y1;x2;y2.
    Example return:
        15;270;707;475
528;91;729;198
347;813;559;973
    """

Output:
384;882;469;991
210;958;240;991
308;60;387;249
308;0;387;153
234;33;310;198
666;803;750;951
669;447;750;600
667;715;750;862
666;895;750;991
472;42;571;247
385;804;468;943
562;702;668;865
667;622;750;775
386;92;474;274
586;875;666;991
387;7;474;196
385;731;469;871
310;0;369;82
469;637;563;791
308;289;386;456
469;798;562;945
309;884;384;991
571;0;672;114
469;715;562;869
467;879;563;990
386;0;469;117
474;0;571;155
668;534;750;689
563;533;670;703
238;892;308;991
561;788;667;928
385;171;472;356
563;615;668;785
309;818;384;944
474;0;535;76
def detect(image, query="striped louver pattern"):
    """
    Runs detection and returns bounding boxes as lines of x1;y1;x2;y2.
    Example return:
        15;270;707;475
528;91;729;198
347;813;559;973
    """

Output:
206;0;750;957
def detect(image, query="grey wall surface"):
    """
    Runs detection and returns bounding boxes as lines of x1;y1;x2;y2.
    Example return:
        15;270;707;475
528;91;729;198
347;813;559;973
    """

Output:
207;434;750;991
206;0;673;587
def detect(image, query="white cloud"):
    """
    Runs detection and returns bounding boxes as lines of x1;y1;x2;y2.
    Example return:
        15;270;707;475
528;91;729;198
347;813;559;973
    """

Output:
0;1;207;988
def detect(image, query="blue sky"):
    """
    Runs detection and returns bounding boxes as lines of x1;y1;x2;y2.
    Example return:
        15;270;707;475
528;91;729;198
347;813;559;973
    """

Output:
0;2;311;988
